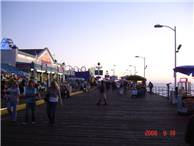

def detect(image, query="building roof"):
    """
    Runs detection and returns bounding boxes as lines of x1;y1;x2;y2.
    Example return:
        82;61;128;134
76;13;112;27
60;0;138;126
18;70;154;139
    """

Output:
19;49;44;56
19;48;56;65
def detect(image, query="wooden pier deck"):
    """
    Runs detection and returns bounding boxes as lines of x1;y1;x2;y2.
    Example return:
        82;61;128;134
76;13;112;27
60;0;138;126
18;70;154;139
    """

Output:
1;89;191;146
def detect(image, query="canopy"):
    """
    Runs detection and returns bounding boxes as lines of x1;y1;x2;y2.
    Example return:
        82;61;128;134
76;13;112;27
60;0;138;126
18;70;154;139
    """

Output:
75;71;90;81
174;66;194;77
1;63;29;77
123;75;146;82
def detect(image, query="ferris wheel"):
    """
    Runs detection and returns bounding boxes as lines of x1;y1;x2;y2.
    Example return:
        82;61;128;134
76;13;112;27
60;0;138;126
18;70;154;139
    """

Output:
0;38;18;49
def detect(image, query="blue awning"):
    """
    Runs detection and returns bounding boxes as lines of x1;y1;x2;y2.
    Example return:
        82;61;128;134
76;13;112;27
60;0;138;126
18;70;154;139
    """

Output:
75;71;90;80
1;63;29;77
174;66;194;77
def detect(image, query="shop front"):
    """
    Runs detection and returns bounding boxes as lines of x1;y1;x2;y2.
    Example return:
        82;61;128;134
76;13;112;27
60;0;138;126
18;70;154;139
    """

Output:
15;48;64;85
1;46;68;86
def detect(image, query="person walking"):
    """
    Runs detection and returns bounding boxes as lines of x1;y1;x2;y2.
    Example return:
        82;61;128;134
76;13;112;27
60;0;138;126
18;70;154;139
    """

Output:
6;80;20;122
166;83;171;99
23;80;38;124
148;81;153;94
105;80;110;96
46;80;63;126
19;79;26;95
96;80;108;105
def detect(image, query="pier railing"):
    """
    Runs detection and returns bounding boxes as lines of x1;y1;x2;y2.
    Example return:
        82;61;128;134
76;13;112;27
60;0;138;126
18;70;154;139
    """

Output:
151;86;194;97
150;86;174;97
152;86;174;97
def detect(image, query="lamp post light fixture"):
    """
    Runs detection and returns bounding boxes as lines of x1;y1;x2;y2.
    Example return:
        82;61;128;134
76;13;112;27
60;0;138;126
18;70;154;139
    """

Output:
96;62;102;77
62;62;65;68
154;24;182;90
62;62;66;73
135;56;147;78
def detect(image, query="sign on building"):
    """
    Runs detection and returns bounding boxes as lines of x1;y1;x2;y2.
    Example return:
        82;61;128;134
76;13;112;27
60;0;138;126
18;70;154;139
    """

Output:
95;70;103;75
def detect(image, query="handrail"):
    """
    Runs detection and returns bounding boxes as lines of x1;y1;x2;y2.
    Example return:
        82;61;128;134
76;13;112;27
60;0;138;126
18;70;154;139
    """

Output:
151;86;194;97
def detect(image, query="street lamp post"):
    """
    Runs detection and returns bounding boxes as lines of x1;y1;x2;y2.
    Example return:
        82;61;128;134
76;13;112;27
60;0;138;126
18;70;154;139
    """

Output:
129;65;137;75
154;24;182;90
62;62;66;82
135;56;146;78
96;62;102;77
111;64;116;76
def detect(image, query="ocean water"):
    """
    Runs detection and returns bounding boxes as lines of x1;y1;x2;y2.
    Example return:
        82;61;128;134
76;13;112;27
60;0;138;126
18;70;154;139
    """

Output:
151;82;194;97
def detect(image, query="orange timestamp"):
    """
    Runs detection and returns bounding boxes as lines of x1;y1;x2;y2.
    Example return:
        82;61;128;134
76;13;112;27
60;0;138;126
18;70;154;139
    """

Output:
144;129;176;137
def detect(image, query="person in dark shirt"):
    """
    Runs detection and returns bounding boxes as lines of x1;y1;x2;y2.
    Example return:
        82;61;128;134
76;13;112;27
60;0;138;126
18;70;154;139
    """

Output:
148;81;153;94
19;79;26;94
96;80;108;105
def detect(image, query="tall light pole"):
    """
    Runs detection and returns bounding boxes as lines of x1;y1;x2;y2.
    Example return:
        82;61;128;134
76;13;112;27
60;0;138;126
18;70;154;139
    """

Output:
135;56;147;78
62;62;66;82
129;65;137;75
111;64;116;76
154;24;182;90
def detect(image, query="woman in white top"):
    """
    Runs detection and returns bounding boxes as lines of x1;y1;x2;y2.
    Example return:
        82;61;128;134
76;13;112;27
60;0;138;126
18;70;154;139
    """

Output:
46;80;62;125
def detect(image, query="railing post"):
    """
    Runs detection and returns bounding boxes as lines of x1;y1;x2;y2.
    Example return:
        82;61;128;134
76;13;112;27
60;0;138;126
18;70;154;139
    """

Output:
161;87;163;96
158;87;160;95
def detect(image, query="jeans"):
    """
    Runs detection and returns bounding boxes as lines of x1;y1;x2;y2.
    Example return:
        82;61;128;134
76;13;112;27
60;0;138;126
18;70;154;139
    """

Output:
97;92;107;104
47;102;57;124
7;101;17;121
25;102;36;122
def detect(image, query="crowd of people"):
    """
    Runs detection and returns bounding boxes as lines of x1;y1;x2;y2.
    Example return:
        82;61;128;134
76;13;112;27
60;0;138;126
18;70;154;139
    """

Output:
1;71;94;126
1;72;194;145
95;78;149;105
1;72;149;125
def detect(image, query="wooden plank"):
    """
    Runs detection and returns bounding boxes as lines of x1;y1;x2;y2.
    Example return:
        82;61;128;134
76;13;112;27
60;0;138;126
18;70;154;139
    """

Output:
0;90;84;116
1;89;191;146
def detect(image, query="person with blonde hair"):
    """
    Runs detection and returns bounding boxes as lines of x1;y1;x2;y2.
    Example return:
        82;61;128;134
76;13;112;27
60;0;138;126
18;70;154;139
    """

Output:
46;80;62;126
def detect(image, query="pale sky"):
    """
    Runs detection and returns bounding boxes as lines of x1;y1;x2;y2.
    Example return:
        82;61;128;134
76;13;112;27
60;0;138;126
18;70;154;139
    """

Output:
1;0;194;83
